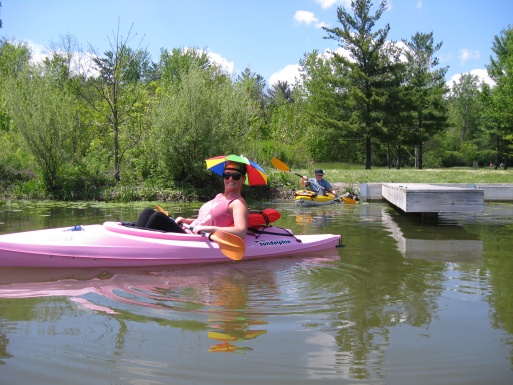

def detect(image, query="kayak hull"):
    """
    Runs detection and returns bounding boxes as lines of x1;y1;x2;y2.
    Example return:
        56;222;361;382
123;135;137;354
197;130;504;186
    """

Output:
295;190;337;207
0;222;341;267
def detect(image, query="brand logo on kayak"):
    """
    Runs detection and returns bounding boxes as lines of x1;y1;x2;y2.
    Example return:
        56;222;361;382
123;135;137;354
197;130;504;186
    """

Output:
253;239;292;247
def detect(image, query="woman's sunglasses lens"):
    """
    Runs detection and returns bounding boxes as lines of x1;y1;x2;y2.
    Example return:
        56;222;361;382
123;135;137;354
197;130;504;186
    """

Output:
223;172;242;180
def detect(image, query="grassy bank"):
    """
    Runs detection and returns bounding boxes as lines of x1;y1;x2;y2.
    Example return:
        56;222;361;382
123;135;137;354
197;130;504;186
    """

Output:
270;164;513;195
2;164;511;203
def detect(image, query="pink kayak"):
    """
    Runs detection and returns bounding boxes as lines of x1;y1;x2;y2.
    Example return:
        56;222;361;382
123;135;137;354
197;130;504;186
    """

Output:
0;222;342;267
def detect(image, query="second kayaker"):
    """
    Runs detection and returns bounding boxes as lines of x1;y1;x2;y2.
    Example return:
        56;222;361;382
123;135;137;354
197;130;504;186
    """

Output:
300;169;335;196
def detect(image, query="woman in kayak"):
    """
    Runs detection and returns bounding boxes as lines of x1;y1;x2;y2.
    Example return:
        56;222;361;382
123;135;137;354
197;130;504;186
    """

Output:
135;161;249;238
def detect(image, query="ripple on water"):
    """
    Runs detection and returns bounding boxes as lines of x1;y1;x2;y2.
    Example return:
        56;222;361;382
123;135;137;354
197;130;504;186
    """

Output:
0;255;359;317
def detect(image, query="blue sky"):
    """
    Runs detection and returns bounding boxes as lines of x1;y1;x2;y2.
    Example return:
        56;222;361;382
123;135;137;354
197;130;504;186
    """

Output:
2;0;512;88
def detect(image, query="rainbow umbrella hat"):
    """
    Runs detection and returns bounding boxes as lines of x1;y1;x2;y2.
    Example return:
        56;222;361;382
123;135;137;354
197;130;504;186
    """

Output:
205;154;268;186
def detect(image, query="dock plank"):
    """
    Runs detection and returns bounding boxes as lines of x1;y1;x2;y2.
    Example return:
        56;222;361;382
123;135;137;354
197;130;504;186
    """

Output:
382;183;484;213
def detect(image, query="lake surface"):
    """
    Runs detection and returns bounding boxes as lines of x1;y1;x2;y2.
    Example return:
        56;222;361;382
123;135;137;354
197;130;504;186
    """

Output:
0;200;512;384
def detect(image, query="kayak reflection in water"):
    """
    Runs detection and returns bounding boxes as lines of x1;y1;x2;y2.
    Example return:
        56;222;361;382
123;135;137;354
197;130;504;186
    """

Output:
135;161;249;239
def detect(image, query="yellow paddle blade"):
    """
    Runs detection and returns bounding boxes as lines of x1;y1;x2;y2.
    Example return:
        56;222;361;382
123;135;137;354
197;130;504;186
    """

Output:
271;157;291;172
342;196;358;204
155;205;169;216
271;157;304;178
209;231;246;261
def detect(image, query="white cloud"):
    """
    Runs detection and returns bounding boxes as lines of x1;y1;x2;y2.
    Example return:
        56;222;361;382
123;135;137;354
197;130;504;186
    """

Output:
27;41;50;64
329;46;355;63
294;10;326;28
470;68;494;86
27;40;99;77
268;47;352;87
314;0;351;9
207;51;235;74
294;10;318;26
448;68;495;89
417;0;423;8
459;48;480;63
268;64;301;87
181;47;235;75
26;41;235;79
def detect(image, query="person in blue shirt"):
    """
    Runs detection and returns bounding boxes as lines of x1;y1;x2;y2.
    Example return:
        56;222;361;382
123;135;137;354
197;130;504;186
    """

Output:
300;169;334;196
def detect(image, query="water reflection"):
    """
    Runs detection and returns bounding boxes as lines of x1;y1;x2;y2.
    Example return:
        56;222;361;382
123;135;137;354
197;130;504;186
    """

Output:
1;202;513;383
0;257;336;358
203;267;273;353
369;205;485;261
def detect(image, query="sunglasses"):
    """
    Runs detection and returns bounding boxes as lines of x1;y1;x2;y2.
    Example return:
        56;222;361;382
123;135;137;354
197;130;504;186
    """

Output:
223;172;243;181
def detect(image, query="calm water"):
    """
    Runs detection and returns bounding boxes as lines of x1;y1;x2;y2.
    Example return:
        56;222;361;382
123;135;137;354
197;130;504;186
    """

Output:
0;200;512;385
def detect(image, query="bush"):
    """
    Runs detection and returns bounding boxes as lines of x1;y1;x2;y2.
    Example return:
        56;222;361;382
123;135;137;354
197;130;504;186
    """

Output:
441;151;466;167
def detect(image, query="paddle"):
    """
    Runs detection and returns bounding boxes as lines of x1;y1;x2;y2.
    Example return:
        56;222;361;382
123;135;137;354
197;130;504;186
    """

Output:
155;205;246;261
271;157;304;178
341;196;357;204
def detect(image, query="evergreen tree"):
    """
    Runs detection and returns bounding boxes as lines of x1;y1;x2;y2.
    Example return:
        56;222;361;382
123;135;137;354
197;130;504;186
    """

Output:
485;26;513;168
402;32;448;169
235;67;267;109
323;0;391;169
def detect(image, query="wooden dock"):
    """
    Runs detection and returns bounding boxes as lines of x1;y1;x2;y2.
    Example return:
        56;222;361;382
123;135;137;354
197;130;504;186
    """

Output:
382;183;484;213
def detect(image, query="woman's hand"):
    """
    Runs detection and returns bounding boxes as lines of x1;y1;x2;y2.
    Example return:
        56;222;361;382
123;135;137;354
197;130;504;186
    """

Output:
176;217;193;226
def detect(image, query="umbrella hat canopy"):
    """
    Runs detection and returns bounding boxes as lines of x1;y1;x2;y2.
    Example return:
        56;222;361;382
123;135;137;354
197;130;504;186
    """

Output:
205;154;268;186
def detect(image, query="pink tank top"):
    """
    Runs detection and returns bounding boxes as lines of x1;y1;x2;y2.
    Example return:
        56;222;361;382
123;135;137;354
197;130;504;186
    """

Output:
190;194;239;228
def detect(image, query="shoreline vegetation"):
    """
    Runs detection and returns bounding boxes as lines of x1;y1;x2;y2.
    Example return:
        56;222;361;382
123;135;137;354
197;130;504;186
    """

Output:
1;3;512;211
1;165;511;204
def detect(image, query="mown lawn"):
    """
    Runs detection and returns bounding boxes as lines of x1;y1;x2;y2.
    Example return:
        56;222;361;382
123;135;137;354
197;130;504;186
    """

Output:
271;163;513;191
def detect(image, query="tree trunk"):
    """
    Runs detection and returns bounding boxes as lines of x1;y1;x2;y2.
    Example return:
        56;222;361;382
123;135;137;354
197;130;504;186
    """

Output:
396;144;402;169
494;135;500;170
114;120;120;182
387;144;391;169
417;142;423;169
365;136;372;170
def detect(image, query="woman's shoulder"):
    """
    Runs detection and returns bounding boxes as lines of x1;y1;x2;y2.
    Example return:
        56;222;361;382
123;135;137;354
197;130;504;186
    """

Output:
229;195;247;207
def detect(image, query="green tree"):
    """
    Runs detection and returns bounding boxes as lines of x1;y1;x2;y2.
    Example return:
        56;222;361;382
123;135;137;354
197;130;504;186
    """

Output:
150;64;258;188
296;50;355;163
80;25;151;182
0;38;31;79
402;31;448;169
448;73;483;142
267;81;294;105
263;80;303;159
0;39;32;131
485;26;513;168
4;66;80;195
157;47;212;87
323;0;391;169
236;67;266;109
380;46;414;169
